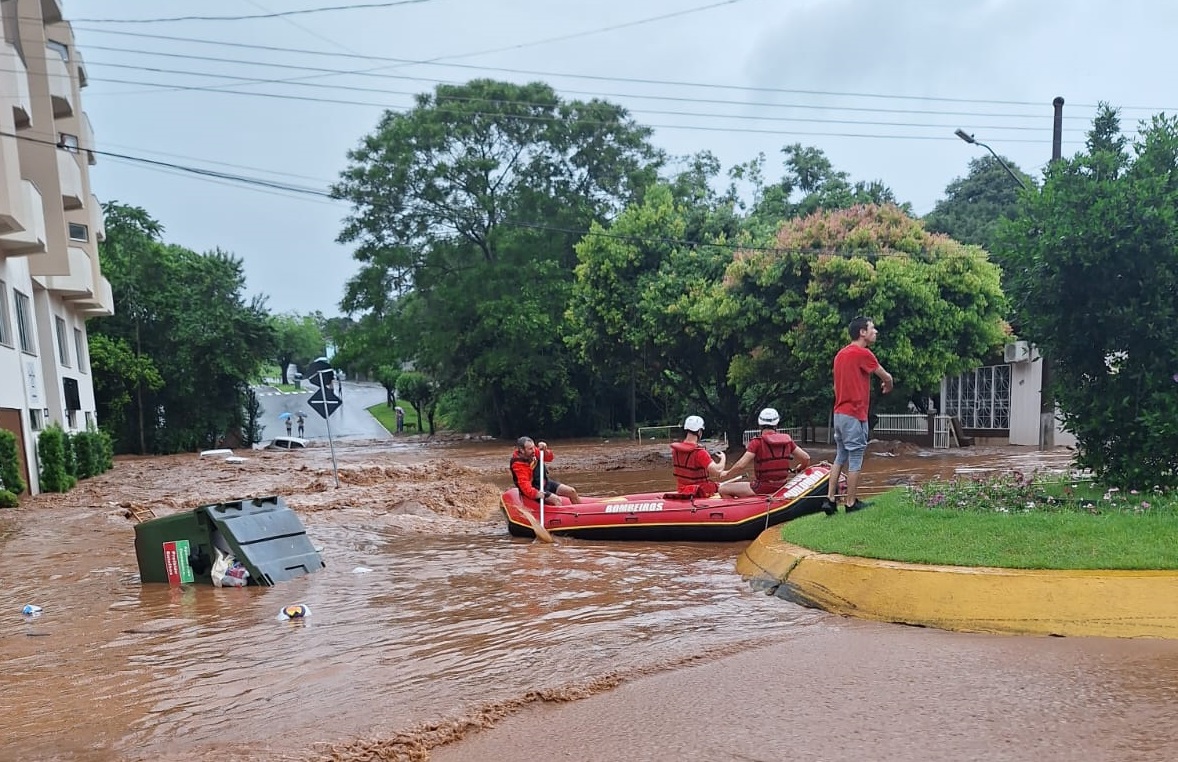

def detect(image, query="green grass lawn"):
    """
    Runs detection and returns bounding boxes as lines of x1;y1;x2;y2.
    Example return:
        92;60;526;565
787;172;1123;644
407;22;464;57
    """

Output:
368;403;422;434
782;485;1178;570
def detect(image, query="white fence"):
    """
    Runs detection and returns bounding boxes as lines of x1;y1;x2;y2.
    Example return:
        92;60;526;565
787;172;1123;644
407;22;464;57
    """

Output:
872;413;956;449
741;427;805;445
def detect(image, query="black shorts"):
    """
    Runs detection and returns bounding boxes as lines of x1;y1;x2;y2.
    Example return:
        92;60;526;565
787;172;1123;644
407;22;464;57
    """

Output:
537;479;562;494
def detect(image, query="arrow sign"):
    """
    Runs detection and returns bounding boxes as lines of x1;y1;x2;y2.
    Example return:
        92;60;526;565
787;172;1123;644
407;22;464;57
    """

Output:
307;386;341;419
306;359;334;388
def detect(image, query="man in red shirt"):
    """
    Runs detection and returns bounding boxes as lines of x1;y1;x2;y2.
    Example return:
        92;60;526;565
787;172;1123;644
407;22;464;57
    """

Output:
823;316;893;515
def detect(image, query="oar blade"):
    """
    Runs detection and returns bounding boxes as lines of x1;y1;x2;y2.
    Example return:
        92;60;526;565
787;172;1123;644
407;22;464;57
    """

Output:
518;506;556;544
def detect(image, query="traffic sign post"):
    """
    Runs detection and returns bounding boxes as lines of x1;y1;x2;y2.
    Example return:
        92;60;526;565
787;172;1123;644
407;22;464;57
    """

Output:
311;367;341;488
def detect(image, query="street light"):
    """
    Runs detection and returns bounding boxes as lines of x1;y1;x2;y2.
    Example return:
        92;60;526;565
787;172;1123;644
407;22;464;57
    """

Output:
954;129;1028;190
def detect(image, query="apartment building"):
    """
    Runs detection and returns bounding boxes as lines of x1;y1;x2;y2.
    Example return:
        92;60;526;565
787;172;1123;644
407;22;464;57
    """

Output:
0;0;112;495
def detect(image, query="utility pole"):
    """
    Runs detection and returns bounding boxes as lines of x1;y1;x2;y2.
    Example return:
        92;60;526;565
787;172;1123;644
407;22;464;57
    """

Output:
1039;97;1065;449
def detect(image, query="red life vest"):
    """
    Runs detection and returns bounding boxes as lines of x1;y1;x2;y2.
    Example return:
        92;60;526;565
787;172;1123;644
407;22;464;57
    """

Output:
671;441;717;497
753;431;796;485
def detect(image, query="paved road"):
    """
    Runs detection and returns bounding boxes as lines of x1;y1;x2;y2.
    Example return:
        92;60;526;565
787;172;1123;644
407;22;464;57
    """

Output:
252;380;392;443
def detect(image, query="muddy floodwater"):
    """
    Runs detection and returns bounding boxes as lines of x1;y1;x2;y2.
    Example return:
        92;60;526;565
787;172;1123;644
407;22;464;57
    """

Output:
2;438;1176;761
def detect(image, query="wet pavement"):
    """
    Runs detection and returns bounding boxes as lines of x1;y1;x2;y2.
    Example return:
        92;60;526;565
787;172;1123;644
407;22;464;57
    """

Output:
2;436;1175;761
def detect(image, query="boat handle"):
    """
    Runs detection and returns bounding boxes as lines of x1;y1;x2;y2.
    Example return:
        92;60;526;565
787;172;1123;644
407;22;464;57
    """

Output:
624;515;639;523
709;512;724;519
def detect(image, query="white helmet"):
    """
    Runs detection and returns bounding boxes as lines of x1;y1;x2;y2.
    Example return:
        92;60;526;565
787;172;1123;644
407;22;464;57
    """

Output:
758;407;780;427
683;415;705;433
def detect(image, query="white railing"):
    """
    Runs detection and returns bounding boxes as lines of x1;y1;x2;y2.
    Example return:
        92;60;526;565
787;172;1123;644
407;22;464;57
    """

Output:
742;427;804;445
872;413;956;449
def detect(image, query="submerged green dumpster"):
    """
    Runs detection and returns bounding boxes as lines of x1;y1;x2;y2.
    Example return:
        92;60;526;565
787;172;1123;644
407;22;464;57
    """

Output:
133;495;325;586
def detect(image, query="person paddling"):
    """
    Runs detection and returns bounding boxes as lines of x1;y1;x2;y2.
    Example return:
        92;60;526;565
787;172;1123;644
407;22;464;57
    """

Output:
509;437;581;505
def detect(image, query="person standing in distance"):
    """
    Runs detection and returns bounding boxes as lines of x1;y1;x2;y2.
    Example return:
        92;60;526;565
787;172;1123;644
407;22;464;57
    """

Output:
823;316;893;515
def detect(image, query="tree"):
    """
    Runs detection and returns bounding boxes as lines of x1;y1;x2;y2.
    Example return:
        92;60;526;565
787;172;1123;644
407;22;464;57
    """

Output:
396;371;437;435
748;144;910;231
925;155;1035;251
375;365;400;407
570;183;755;445
333;79;662;437
271;313;324;384
713;204;1008;436
93;203;275;453
995;105;1178;488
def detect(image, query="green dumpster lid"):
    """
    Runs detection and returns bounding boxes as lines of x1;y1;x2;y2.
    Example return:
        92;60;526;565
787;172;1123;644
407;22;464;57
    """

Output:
201;496;325;586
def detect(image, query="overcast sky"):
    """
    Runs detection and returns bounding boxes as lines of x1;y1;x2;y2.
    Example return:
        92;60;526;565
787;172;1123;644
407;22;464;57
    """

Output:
69;0;1178;317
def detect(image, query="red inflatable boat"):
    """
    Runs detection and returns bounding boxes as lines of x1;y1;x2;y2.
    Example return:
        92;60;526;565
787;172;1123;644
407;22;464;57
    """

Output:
500;463;836;542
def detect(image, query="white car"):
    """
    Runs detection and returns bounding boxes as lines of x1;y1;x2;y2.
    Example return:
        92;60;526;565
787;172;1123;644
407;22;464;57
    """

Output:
266;436;308;450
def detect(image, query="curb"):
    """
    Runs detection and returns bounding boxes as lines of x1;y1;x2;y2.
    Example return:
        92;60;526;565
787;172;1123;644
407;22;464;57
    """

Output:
736;532;1178;639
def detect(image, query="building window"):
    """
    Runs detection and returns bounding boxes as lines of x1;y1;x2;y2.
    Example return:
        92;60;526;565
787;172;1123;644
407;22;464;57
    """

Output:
14;290;34;354
74;328;88;373
55;316;70;366
0;280;11;347
30;408;43;432
59;133;79;153
47;40;69;62
85;411;95;430
68;223;88;242
65;409;76;429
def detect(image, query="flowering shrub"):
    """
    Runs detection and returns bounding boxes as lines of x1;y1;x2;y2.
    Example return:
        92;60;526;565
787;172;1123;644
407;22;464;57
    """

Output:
907;470;1167;515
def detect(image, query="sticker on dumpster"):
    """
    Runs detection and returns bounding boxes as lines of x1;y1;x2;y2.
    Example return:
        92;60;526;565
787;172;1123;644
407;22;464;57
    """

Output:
162;540;194;585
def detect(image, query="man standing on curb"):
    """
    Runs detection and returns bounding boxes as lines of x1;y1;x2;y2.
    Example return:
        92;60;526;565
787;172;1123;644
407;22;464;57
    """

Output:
823;316;893;515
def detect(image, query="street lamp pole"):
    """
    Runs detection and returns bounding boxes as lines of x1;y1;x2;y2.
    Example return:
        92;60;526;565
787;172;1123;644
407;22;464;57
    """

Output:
953;129;1028;190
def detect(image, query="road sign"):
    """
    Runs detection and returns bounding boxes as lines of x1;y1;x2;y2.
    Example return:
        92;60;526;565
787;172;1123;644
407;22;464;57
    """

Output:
308;387;342;419
306;359;334;388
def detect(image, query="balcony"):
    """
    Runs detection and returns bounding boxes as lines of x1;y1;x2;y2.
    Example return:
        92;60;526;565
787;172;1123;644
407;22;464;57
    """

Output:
41;0;64;25
91;194;105;241
77;275;114;318
80;112;97;165
0;42;32;128
0;180;47;256
57;149;83;210
45;46;73;118
43;246;94;298
0;134;21;235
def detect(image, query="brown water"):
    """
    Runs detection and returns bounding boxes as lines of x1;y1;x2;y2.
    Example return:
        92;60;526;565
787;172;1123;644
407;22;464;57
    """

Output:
1;439;1176;761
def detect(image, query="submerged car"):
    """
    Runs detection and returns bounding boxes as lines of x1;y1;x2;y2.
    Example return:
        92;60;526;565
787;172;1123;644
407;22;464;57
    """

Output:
266;436;308;450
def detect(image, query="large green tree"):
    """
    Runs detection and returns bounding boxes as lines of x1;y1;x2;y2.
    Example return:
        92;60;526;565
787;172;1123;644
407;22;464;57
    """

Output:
925;154;1035;250
709;204;1008;442
270;313;324;384
93;203;275;453
333;79;662;437
996;106;1178;488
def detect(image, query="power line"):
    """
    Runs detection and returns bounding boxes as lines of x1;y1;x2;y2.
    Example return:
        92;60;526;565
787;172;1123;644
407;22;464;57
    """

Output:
5;128;1003;260
68;61;1093;135
70;1;758;105
76;26;1144;112
73;77;1079;143
63;45;1096;122
71;1;430;24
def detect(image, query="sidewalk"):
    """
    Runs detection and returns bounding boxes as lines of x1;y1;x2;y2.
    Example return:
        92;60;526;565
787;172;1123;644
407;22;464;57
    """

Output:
737;532;1178;639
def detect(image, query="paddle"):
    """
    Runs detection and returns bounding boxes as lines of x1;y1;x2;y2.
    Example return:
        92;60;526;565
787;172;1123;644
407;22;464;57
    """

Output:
539;448;546;528
518;503;555;544
522;445;555;543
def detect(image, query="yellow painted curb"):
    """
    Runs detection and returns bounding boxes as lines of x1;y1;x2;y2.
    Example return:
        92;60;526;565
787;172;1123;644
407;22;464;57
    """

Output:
737;531;1178;639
